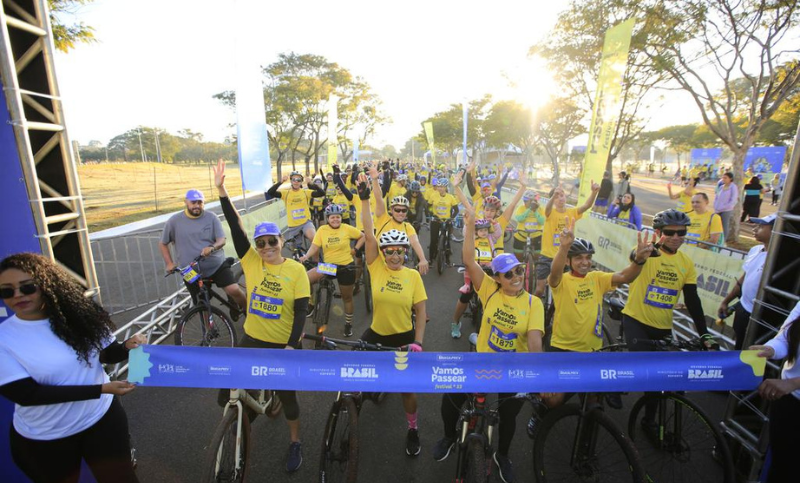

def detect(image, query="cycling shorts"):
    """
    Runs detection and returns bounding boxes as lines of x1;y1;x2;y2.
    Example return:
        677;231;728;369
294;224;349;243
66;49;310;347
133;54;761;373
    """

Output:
360;327;415;348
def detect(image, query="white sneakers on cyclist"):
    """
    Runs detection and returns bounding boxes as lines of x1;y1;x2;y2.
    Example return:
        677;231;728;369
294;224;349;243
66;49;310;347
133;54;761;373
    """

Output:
468;332;479;346
451;322;462;339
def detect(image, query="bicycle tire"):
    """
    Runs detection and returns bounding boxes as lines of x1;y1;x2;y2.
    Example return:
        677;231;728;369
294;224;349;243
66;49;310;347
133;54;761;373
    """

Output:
437;230;446;275
470;295;482;331
319;397;359;483
525;256;535;294
312;281;332;338
627;393;735;483
203;407;251;483
534;403;646;483
464;438;487;483
175;305;237;348
601;323;614;348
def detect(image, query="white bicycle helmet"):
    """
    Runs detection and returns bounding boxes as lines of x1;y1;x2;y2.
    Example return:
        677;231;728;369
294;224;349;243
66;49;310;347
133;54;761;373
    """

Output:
390;195;410;208
379;229;410;248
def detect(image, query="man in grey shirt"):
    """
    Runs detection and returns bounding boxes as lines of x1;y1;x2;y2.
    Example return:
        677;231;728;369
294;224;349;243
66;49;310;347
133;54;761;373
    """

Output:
159;189;245;314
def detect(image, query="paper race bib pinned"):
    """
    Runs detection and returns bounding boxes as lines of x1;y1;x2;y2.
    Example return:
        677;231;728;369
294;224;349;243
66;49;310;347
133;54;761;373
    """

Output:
644;285;679;309
488;326;517;352
524;222;539;231
553;233;561;247
180;265;200;284
291;208;306;220
317;263;337;276
249;293;284;319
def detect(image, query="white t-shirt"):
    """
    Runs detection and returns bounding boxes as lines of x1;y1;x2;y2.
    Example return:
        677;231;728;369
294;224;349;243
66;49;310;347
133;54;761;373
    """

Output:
0;316;113;440
766;301;800;400
740;245;767;313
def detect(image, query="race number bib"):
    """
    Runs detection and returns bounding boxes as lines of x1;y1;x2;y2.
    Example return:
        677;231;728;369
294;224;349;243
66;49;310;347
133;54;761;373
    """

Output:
524;222;538;231
685;232;700;245
249;293;284;319
593;305;603;338
180;265;200;284
291;208;306;220
478;250;492;260
644;285;679;309
553;233;561;247
488;326;518;352
317;263;337;276
436;204;448;215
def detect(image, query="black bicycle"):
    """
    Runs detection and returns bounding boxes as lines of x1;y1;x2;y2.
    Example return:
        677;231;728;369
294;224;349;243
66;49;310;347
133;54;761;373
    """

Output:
309;263;356;343
304;333;405;483
170;255;240;347
434;218;454;275
356;250;372;313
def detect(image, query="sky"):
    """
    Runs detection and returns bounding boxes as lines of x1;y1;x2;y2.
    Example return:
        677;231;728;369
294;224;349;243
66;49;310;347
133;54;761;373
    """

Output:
53;0;700;149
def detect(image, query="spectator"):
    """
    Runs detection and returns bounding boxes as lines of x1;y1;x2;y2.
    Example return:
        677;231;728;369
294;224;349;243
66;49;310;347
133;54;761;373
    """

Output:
667;177;697;213
614;171;630;201
607;192;643;230
741;176;768;223
593;171;614;213
714;172;738;241
771;173;783;206
686;193;724;248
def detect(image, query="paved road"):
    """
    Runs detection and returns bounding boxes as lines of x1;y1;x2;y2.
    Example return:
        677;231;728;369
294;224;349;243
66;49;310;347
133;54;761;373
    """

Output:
118;211;733;482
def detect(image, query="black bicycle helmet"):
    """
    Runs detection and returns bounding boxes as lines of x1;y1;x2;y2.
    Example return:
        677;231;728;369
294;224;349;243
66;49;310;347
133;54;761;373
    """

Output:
409;181;421;192
567;238;595;258
652;209;691;230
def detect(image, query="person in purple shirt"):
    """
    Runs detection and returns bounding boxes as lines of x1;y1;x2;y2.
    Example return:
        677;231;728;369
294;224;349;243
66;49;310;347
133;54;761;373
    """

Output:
713;171;738;242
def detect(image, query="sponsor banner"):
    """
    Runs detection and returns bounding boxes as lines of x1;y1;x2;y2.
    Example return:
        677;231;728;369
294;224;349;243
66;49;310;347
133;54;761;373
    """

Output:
579;18;635;207
327;95;339;170
574;215;637;272
744;146;786;180
690;148;723;168
128;345;765;393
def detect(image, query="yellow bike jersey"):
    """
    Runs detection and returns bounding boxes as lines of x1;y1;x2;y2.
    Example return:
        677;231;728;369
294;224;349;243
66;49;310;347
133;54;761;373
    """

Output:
325;184;337;200
331;194;352;219
430;193;459;220
686;210;723;246
551;271;615;352
475;236;494;265
513;205;544;242
312;196;325;210
476;279;544;353
241;251;310;344
408;193;424;215
279;188;314;228
542;207;582;258
368;258;427;335
312;224;362;266
354;195;378;231
375;213;418;239
676;191;693;212
386;183;406;203
623;250;697;330
689;167;700;179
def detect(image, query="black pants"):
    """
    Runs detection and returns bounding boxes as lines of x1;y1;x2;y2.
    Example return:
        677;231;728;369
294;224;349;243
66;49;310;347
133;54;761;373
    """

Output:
440;393;524;456
429;219;451;261
623;315;672;422
733;304;752;350
9;398;138;483
217;334;301;420
767;393;800;482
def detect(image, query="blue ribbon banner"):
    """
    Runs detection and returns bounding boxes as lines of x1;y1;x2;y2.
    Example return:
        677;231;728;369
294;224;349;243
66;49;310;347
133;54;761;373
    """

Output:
128;346;765;393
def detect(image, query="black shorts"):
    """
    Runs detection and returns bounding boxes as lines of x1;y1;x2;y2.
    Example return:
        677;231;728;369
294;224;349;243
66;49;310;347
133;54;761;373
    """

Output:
208;262;238;287
513;236;542;254
334;262;357;286
360;327;415;348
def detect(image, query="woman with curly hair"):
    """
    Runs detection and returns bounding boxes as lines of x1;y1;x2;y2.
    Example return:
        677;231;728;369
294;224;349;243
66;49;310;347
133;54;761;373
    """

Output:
0;252;144;483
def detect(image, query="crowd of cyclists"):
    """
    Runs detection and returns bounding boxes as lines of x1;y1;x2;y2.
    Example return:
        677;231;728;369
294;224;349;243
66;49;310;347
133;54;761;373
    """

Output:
1;155;797;483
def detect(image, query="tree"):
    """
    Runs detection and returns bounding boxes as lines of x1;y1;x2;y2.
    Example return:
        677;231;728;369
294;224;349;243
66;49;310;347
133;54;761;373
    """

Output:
336;78;390;164
654;124;699;168
49;0;96;52
534;97;587;184
643;0;800;242
484;100;536;168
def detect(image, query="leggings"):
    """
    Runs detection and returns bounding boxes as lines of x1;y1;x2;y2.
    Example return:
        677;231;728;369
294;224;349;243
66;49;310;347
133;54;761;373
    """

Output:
9;398;138;483
440;393;524;455
622;315;672;422
217;334;301;420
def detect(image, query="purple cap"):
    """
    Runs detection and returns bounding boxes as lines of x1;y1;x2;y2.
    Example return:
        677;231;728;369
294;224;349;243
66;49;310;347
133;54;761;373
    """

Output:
186;189;205;201
491;253;522;274
751;214;777;225
481;182;491;189
253;222;281;239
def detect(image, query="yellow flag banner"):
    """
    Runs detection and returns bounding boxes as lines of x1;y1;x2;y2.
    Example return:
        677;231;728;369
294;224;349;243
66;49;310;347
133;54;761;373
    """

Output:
327;95;339;169
579;18;635;206
574;216;743;326
423;121;436;164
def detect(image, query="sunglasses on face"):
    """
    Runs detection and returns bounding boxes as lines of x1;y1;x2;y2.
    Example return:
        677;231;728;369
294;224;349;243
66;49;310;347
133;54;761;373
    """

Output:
255;236;280;249
393;208;408;214
503;266;526;279
383;248;406;256
662;229;688;237
291;178;303;183
0;283;38;299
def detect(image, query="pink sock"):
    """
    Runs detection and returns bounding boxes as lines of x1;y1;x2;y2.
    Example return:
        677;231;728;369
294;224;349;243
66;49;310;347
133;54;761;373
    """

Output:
406;411;418;430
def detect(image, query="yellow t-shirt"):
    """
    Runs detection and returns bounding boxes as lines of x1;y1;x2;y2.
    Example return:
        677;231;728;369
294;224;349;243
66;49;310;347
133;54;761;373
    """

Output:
542;207;582;258
325;184;337;200
687;211;723;245
689;167;700;179
429;193;459;220
386;183;406;203
241;251;310;344
623;250;697;330
279;188;314;228
354;195;378;231
475;236;494;265
476;279;544;353
472;192;487;219
676;191;693;213
368;259;427;335
312;224;362;266
331;194;352;220
492;216;509;253
615;208;632;224
513;205;544;242
375;213;418;239
312;195;324;210
551;271;615;352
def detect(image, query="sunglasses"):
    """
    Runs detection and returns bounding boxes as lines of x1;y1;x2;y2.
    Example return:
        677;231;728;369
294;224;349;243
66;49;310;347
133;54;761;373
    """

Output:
290;178;303;183
393;208;408;214
0;283;38;299
383;248;406;256
255;236;280;249
661;228;688;237
502;266;526;279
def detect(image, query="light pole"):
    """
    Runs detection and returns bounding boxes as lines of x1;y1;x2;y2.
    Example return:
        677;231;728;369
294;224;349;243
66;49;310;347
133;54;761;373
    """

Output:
137;128;146;163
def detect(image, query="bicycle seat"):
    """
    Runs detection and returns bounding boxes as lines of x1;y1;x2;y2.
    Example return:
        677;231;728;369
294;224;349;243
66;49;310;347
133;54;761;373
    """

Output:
607;298;625;321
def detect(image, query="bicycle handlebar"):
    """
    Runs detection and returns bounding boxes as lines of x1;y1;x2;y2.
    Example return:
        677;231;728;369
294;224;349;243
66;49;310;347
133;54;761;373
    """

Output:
631;337;708;351
302;333;405;352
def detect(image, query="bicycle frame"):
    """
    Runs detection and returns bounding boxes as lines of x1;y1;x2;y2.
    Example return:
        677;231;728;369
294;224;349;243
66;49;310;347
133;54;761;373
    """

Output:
213;389;278;476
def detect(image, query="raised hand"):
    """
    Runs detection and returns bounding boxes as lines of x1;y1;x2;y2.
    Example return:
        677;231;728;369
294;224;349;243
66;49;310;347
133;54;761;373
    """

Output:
452;170;464;186
281;174;289;183
591;180;600;192
213;159;226;189
633;230;658;262
560;217;576;248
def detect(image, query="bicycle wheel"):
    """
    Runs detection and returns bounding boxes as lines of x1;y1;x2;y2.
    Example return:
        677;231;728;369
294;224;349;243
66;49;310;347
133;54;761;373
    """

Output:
319;397;359;483
627;393;735;483
470;295;482;331
312;282;332;337
525;256;535;294
203;407;251;483
534;404;646;483
175;305;237;347
464;438;487;483
437;231;446;274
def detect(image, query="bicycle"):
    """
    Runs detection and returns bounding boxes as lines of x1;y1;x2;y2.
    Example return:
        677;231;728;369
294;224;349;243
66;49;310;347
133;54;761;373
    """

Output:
303;333;405;483
309;263;356;342
450;211;465;243
433;218;454;275
169;255;240;348
626;337;735;483
203;387;283;482
532;343;647;483
514;228;542;295
355;249;373;313
286;229;311;264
